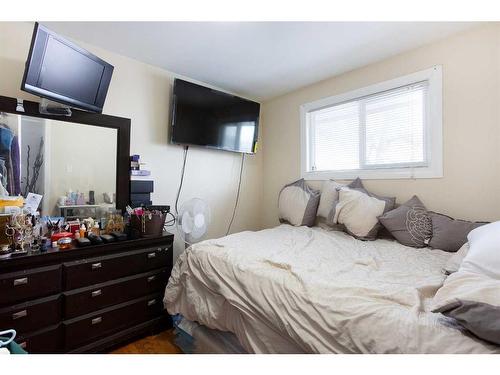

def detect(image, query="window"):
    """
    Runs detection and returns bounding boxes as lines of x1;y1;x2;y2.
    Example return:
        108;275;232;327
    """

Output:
300;66;442;180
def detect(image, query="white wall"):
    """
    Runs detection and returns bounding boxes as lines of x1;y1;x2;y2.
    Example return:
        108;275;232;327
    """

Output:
0;22;264;259
261;23;500;227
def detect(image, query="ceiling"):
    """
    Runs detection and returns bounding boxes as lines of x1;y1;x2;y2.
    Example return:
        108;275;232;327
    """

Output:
44;22;479;101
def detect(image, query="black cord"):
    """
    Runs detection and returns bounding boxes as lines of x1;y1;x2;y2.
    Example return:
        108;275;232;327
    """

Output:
164;211;176;229
226;153;245;236
175;145;189;216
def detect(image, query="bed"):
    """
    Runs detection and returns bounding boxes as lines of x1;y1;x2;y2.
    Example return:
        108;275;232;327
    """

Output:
163;224;500;353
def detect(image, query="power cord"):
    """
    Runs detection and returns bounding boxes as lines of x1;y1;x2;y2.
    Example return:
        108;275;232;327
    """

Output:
175;145;189;216
226;153;245;236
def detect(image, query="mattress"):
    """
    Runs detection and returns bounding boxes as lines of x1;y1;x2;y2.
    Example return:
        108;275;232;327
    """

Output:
164;224;500;353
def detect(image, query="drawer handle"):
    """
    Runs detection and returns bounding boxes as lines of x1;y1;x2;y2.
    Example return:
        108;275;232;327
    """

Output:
91;317;102;325
12;310;28;320
91;262;102;270
19;341;27;349
13;277;28;286
147;275;156;282
91;289;102;297
147;252;156;259
147;299;157;306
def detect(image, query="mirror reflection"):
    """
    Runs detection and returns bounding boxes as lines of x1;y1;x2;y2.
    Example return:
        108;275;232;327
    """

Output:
0;112;117;217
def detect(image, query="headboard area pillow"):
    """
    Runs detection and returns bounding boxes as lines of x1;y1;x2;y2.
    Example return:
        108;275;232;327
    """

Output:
378;195;432;248
278;179;320;227
432;222;500;345
333;187;395;240
316;178;363;220
428;212;486;252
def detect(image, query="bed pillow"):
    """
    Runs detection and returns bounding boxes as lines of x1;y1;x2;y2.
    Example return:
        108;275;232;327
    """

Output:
460;221;500;279
432;271;500;345
443;243;469;275
428;212;486;252
432;222;500;345
333;187;394;240
378;195;432;248
278;179;320;227
317;178;363;222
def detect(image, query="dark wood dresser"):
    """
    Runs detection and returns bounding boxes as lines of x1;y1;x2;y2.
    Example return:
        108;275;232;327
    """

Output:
0;233;173;353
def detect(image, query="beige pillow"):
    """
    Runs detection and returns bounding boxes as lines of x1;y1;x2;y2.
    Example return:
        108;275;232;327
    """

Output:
278;179;320;227
334;188;386;240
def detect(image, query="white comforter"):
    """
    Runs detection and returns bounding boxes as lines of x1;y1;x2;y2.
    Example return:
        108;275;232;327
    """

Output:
164;225;500;353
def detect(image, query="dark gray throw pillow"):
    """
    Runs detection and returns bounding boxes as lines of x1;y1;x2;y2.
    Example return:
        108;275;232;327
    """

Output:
378;195;432;248
441;300;500;346
428;212;486;252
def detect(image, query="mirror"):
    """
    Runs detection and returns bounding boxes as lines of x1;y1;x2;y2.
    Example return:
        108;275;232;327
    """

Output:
0;112;117;217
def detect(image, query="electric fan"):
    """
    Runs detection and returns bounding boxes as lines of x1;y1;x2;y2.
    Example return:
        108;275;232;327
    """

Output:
176;198;211;244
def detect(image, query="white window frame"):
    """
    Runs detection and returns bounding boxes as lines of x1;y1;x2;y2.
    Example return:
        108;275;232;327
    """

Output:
300;66;443;180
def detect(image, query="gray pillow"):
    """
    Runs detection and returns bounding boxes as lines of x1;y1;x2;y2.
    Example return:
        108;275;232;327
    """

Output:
428;212;486;252
278;179;320;227
378;195;432;248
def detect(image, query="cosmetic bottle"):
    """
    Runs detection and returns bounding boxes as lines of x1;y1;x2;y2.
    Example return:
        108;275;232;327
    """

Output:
79;224;86;239
92;222;100;236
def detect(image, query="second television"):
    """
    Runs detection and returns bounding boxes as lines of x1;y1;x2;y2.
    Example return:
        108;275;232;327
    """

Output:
171;79;260;154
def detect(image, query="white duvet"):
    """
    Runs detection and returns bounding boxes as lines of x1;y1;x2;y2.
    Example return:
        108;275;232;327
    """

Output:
164;225;500;353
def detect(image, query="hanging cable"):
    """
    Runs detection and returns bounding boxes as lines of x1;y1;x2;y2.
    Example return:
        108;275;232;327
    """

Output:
226;153;245;236
175;145;189;216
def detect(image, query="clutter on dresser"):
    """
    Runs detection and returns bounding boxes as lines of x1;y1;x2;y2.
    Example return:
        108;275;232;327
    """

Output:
128;205;170;239
130;154;151;177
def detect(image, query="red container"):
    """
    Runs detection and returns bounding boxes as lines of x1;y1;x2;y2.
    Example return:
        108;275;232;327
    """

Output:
51;231;73;243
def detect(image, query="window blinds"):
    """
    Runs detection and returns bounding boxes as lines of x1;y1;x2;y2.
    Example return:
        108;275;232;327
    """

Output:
308;81;428;172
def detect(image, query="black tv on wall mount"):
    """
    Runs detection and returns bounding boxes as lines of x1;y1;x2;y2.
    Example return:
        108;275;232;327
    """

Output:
21;22;114;113
171;79;260;154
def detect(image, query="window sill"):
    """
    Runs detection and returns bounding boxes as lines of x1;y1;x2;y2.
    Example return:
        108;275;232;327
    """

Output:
302;167;443;180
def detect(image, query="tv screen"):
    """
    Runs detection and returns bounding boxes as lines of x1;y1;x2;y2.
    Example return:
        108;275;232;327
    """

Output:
21;23;114;113
171;79;260;154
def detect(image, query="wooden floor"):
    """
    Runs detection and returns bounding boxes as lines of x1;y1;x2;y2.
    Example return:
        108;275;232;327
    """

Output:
111;329;183;354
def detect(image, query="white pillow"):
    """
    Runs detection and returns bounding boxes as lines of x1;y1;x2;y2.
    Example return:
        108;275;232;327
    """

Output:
316;180;343;219
460;221;500;279
278;179;320;227
443;243;469;275
334;188;386;239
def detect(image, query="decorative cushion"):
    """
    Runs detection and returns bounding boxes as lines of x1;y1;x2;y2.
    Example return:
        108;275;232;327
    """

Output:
428;212;486;252
460;221;500;279
432;271;500;345
432;222;500;345
333;187;394;240
317;178;363;222
278;179;320;227
443;243;469;275
378;195;432;248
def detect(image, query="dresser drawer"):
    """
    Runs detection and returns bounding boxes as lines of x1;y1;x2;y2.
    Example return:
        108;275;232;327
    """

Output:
63;268;170;319
0;265;62;305
63;293;164;349
16;324;63;353
63;246;171;290
0;294;61;334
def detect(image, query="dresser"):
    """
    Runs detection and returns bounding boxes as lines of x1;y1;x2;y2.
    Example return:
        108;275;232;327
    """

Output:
0;233;173;353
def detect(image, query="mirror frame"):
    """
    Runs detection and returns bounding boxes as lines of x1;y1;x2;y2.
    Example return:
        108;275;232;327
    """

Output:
0;94;131;212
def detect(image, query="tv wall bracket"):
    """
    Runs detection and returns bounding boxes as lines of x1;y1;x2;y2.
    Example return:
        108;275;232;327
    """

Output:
39;98;72;117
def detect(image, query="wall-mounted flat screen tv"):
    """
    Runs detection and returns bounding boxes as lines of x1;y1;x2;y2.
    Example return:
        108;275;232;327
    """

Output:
21;22;114;113
171;79;260;154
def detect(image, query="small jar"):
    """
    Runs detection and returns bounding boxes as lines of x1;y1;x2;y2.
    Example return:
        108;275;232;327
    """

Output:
57;237;72;250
